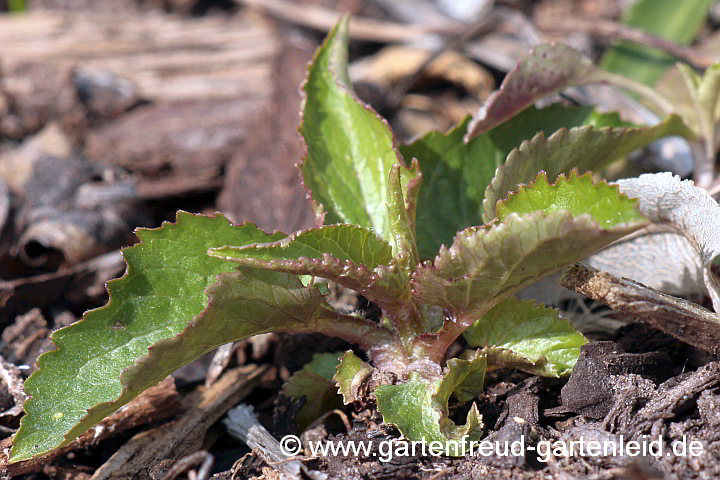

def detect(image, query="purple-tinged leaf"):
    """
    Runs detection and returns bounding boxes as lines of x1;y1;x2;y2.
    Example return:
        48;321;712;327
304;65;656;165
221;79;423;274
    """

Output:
209;224;410;312
466;43;680;141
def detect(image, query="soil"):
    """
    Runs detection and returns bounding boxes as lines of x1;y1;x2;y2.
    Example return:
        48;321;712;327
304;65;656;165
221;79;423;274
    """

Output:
224;324;719;480
0;1;718;479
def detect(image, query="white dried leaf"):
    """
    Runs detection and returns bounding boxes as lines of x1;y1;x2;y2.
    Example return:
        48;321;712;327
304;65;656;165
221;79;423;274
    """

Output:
588;172;720;312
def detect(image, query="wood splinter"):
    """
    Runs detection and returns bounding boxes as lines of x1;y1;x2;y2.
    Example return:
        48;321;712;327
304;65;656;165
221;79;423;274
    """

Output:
561;262;720;356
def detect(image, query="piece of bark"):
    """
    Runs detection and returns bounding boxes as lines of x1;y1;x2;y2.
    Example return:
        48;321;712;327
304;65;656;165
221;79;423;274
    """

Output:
0;376;180;478
0;355;27;431
14;155;141;268
550;342;672;420
0;250;126;323
0;61;87;140
0;308;49;371
0;10;280;201
561;262;720;355
89;364;269;480
217;24;316;232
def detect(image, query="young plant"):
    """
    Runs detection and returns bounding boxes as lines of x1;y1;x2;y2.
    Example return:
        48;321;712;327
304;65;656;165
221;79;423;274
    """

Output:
12;17;692;461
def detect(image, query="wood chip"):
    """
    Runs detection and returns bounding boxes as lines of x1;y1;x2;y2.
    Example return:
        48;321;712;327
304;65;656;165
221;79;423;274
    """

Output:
89;364;269;480
561;262;720;355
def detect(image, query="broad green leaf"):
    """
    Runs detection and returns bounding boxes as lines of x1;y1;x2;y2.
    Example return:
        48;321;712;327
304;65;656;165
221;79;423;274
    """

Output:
375;351;486;456
482;114;691;221
412;173;648;324
283;352;345;431
209;224;409;312
299;15;416;243
466;44;678;140
335;350;373;404
464;297;586;377
10;212;295;461
600;0;713;87
401;105;629;259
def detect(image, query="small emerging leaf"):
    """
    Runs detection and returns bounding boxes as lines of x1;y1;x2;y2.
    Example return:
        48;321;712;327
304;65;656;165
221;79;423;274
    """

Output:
413;172;648;324
677;63;720;178
387;162;420;271
335;350;373;404
464;297;586;377
375;351;486;456
299;15;416;243
283;352;345;431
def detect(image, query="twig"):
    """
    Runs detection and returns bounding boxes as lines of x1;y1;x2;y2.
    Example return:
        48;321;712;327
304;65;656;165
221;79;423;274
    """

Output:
385;6;540;109
205;342;236;388
234;0;454;44
561;263;720;355
160;451;214;480
538;17;714;69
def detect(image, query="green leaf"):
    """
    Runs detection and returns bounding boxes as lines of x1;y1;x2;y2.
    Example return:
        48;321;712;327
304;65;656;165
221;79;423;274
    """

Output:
283;352;345;431
412;172;648;325
464;297;586;377
209;224;410;312
299;15;416;243
600;0;713;87
401;105;630;259
10;212;303;461
335;350;373;404
482;114;691;221
375;351;486;456
496;171;646;228
655;62;720;140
